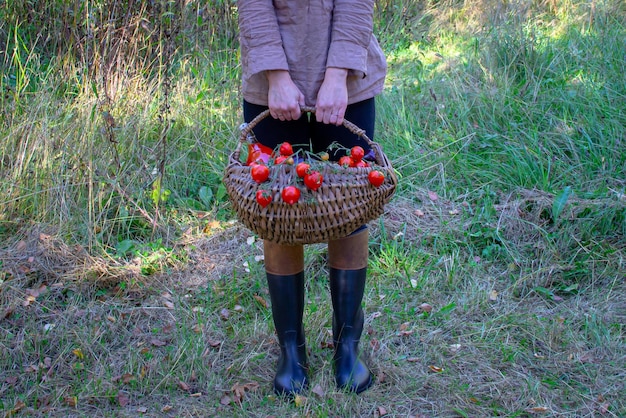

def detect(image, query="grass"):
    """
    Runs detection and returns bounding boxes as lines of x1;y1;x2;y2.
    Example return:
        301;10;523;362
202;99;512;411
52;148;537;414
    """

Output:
1;0;625;416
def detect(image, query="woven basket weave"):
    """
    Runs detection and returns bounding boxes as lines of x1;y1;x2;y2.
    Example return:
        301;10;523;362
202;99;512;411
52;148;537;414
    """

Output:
223;106;397;245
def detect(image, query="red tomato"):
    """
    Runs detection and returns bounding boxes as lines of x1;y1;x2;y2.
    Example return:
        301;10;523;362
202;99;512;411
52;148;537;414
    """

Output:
255;190;273;208
281;186;301;205
246;143;274;166
296;162;310;178
304;171;323;191
355;160;370;168
279;142;293;156
274;155;288;165
251;164;270;184
350;146;365;162
368;170;385;187
338;155;354;168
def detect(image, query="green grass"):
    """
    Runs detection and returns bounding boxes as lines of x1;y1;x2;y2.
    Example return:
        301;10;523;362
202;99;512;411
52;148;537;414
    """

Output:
1;0;625;416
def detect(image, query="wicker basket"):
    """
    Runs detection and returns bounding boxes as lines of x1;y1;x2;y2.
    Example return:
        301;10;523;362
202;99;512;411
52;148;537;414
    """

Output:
223;106;397;245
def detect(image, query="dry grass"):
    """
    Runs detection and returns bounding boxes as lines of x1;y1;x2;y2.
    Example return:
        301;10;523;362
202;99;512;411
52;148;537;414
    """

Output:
1;194;624;417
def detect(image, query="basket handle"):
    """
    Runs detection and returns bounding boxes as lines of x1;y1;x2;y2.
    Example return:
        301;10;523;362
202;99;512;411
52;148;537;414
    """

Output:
234;106;374;159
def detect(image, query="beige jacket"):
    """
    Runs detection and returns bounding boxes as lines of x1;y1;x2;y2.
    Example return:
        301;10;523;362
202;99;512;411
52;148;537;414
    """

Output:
238;0;387;106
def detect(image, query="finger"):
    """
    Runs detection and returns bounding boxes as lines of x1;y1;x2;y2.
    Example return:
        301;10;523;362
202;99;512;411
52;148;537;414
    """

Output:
325;109;337;125
288;102;301;120
335;108;346;126
314;107;324;123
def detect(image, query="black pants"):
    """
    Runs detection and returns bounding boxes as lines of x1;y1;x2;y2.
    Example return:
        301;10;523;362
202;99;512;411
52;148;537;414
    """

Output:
243;98;376;161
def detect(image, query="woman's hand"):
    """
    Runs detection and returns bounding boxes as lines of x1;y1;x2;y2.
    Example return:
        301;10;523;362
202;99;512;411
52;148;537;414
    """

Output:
267;70;305;121
315;67;348;126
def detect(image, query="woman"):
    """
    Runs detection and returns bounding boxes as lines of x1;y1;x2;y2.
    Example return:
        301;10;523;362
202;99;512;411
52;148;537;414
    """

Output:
237;0;387;396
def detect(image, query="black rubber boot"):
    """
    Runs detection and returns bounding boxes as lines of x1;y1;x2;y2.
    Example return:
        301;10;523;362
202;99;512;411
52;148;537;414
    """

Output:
330;267;373;393
266;271;309;396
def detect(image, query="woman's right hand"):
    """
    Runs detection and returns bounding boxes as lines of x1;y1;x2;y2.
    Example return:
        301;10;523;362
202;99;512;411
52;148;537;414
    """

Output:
267;70;305;121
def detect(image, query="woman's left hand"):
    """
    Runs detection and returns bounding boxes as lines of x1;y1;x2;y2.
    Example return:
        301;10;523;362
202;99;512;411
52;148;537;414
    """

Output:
315;67;348;126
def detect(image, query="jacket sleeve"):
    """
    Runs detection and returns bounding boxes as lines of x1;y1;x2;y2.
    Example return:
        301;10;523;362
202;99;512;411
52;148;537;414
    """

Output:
238;0;289;77
326;0;375;76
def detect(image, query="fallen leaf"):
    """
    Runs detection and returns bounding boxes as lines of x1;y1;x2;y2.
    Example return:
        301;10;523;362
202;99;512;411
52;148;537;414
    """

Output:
11;400;26;414
418;303;433;313
428;365;444;373
16;240;27;252
192;324;202;334
163;301;175;309
26;284;47;298
137;406;148;413
24;364;39;373
219;308;230;320
377;406;388;416
220;395;231;405
294;394;307;407
233;304;244;313
526;406;549;414
230;381;260;403
161;405;173;412
2;306;15;319
64;396;78;407
23;295;36;306
177;381;190;391
407;357;420;362
414;209;425;217
207;338;222;348
449;344;462;353
190;392;202;397
5;376;18;385
150;338;167;347
117;392;130;407
311;384;325;397
72;348;84;359
122;373;135;384
397;322;413;336
253;294;268;308
18;264;32;274
370;338;380;350
489;290;498;301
